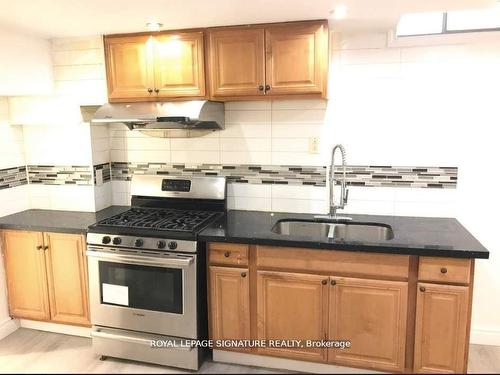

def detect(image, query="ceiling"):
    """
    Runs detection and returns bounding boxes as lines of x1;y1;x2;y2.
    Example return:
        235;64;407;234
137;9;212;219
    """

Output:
0;0;496;38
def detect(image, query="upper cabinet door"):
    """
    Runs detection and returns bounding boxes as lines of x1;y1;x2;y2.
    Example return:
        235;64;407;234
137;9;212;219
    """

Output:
153;31;206;98
2;230;50;321
265;22;328;96
208;28;265;98
104;35;154;100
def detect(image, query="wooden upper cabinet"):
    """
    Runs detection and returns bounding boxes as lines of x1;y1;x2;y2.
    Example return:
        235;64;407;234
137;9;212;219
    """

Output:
414;283;470;374
153;31;206;98
43;233;90;326
207;28;265;98
256;270;328;362
104;35;154;100
2;230;50;321
209;266;250;342
328;277;408;372
265;22;328;96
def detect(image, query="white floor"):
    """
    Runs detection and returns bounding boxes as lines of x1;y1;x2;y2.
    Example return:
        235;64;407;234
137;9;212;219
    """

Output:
0;328;499;374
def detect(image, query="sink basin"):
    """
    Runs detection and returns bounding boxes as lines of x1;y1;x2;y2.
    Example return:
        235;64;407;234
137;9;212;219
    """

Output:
271;220;394;241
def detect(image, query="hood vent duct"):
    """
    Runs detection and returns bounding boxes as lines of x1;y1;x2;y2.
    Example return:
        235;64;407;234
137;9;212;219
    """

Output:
91;100;224;138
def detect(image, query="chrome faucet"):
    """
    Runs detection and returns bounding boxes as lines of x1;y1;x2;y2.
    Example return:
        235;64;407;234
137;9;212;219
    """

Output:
315;144;351;221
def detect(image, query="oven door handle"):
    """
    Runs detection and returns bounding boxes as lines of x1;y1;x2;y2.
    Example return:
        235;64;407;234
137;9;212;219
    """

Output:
86;250;194;268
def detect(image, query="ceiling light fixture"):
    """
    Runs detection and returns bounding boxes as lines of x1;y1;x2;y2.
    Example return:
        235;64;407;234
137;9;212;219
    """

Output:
146;22;163;31
330;5;347;20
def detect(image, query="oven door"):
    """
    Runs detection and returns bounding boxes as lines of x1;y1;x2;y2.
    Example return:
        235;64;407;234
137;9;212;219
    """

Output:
86;247;197;338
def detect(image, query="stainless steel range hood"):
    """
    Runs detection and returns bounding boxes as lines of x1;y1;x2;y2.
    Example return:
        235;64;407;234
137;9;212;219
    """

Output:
91;100;224;131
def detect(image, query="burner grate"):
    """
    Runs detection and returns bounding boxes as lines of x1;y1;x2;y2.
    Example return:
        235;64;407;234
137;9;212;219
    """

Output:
96;208;218;232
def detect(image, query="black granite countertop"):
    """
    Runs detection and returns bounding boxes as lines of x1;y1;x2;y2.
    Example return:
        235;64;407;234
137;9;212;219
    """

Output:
199;210;489;259
0;206;130;234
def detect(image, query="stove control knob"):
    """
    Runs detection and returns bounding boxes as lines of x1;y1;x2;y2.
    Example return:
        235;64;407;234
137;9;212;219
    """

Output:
135;239;144;247
112;237;122;245
168;241;178;250
157;240;166;249
102;236;111;244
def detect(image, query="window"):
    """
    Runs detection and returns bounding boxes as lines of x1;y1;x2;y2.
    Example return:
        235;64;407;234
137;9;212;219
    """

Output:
397;5;500;37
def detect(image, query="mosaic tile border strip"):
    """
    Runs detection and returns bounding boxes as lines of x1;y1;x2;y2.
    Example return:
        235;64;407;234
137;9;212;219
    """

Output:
93;163;111;184
109;162;457;189
28;165;93;186
0;166;28;190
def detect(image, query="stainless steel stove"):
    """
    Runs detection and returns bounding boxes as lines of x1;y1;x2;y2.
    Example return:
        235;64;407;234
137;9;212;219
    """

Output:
86;175;226;370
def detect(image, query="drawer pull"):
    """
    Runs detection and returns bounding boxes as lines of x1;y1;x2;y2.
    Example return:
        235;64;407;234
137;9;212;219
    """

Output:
321;279;328;285
224;251;230;257
330;280;336;286
241;272;247;278
440;267;448;274
419;286;426;292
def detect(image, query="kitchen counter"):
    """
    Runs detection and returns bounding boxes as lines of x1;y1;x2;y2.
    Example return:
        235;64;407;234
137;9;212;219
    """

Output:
199;210;489;259
0;206;129;234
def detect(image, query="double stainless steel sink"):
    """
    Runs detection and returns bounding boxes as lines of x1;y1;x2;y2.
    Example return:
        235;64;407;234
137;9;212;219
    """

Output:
271;219;394;242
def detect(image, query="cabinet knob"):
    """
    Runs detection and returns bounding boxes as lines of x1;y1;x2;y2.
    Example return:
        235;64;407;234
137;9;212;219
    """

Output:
224;251;230;258
258;85;264;91
265;85;271;91
241;272;247;278
419;286;426;292
154;88;160;94
331;280;336;286
43;246;49;251
321;279;328;285
440;267;448;274
36;245;43;250
147;88;153;93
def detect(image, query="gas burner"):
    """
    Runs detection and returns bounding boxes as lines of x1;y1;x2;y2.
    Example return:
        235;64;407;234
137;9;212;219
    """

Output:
96;207;218;233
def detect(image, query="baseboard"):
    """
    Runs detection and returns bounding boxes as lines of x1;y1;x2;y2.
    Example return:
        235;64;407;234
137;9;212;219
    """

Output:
19;319;91;338
470;327;500;346
212;349;381;374
0;318;19;340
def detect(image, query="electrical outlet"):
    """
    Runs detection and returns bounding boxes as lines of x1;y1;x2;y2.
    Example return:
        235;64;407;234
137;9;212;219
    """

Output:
309;137;320;154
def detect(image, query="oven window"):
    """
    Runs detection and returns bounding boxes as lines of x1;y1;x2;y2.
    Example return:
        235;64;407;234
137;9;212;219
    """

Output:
98;261;183;314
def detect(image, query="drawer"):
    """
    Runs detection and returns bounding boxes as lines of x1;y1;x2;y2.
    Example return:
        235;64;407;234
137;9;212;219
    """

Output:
418;257;472;284
256;246;410;279
208;243;249;266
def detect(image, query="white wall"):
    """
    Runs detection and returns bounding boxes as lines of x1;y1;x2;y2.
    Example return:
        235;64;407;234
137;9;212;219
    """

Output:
0;28;53;96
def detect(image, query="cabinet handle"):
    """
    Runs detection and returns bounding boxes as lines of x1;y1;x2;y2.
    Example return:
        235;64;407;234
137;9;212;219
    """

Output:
224;251;230;258
36;245;43;250
154;88;160;94
321;279;328;285
241;272;247;278
330;280;336;286
147;88;153;94
419;286;426;292
43;246;49;251
258;85;264;91
265;85;271;91
440;267;448;274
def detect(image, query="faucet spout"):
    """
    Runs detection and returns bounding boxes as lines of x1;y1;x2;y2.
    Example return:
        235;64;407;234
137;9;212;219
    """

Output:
315;144;351;222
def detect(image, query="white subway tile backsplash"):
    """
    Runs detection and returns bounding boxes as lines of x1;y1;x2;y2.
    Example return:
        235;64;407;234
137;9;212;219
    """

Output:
228;196;272;211
221;151;272;165
220;138;271;152
271;138;309;152
272;198;326;214
171;137;219;151
227;183;272;198
225;110;271;123
225;101;272;111
171;150;219;164
271;99;327;110
271;185;326;201
272;109;326;123
220;124;272;138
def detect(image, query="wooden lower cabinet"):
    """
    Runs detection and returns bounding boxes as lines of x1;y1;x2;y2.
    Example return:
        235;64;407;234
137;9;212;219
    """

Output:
414;283;470;373
209;266;250;342
256;270;328;362
1;230;90;326
2;230;50;320
43;232;90;326
328;277;408;372
207;243;475;374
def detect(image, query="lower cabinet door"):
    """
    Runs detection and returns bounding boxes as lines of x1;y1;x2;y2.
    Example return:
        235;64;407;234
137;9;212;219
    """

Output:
209;266;250;344
328;277;408;372
414;282;470;374
2;230;50;320
43;232;90;326
256;270;329;362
